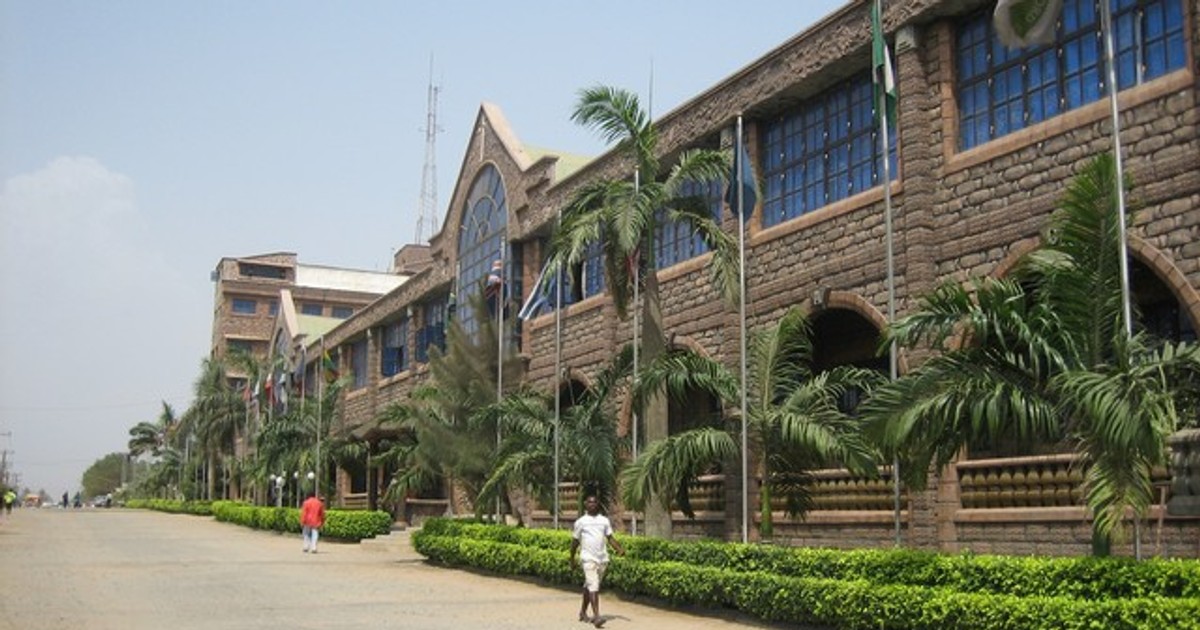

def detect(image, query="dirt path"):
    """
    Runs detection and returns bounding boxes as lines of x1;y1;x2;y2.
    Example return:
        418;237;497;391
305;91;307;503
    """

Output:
0;508;783;630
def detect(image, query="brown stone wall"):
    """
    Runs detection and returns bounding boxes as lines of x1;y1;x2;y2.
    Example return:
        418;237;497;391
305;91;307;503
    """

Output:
319;0;1200;556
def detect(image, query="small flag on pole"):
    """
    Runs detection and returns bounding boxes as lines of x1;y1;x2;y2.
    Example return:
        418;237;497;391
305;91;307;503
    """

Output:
724;138;758;221
518;258;568;321
994;0;1063;49
484;259;503;315
871;0;897;130
322;351;339;383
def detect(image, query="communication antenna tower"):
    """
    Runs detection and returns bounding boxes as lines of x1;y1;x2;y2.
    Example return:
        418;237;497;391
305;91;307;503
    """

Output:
415;57;442;243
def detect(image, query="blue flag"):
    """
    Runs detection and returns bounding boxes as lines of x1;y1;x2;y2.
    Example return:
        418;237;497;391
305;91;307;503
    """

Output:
518;258;570;321
724;139;757;222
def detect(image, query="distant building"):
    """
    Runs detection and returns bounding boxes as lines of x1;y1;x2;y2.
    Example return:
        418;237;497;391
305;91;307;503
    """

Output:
209;252;410;386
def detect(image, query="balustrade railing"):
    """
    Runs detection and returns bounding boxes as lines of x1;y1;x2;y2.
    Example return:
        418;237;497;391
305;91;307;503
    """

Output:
957;453;1171;509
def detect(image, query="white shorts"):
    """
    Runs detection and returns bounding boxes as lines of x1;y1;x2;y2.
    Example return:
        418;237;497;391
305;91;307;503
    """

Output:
581;560;607;593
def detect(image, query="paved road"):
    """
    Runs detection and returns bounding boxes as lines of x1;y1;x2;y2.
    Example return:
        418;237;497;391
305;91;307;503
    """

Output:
0;508;782;630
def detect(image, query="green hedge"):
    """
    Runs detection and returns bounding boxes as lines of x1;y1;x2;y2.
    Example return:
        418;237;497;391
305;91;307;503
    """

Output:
412;529;1200;630
210;501;391;541
418;518;1200;600
125;499;214;516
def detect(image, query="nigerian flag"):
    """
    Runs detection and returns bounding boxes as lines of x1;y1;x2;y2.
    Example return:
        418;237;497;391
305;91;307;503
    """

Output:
871;0;896;131
994;0;1063;48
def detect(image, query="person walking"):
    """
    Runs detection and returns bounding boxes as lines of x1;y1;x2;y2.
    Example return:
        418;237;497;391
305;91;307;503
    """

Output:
569;495;625;628
299;491;326;554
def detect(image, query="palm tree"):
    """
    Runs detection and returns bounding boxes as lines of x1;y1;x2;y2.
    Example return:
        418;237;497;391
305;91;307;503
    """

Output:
548;85;741;535
864;153;1200;549
179;356;244;500
621;307;882;537
476;346;634;521
372;292;523;515
128;401;178;458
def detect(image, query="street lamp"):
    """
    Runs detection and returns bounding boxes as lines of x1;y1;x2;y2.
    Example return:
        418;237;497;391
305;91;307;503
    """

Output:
270;473;285;508
292;471;299;508
306;471;315;497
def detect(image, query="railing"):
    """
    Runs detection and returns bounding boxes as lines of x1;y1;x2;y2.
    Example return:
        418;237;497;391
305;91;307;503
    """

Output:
340;493;368;510
768;468;902;512
957;453;1171;509
670;474;725;513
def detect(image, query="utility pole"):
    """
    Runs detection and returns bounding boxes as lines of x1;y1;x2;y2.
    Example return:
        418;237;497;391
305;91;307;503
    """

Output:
415;55;442;244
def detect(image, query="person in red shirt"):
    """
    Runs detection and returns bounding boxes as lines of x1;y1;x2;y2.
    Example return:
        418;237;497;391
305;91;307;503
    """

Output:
299;491;326;554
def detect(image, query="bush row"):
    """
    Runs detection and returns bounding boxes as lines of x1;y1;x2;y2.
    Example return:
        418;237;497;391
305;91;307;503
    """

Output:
412;531;1200;630
419;518;1200;600
210;501;392;541
125;499;214;516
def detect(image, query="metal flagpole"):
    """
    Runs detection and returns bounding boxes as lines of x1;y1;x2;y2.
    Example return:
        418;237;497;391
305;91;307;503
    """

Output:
317;337;323;499
1098;0;1138;559
553;210;564;530
631;167;641;537
736;115;750;545
875;0;902;547
496;241;506;523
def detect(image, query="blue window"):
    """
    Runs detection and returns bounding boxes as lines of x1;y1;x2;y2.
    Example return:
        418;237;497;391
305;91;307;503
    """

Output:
456;165;509;338
654;179;721;269
416;301;446;363
381;319;408;377
331;306;353;319
232;298;256;315
350;338;368;389
301;303;322;316
268;300;279;316
760;72;896;227
956;0;1185;150
581;241;606;299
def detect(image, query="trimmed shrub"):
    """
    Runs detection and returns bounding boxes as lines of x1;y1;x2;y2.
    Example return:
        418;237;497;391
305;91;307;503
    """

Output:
412;519;1200;630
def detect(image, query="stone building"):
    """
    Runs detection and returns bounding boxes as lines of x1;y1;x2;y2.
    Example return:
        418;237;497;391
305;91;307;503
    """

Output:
210;251;410;385
302;0;1200;557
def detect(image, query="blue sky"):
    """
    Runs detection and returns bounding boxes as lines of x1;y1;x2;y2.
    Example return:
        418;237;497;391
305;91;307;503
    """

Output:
0;0;848;495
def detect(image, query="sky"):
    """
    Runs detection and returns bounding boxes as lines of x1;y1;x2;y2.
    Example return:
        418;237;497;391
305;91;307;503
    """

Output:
0;0;848;496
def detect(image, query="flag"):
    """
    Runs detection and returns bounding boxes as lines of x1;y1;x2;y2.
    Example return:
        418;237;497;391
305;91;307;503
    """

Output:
322;351;339;383
724;139;758;222
994;0;1062;49
292;346;306;389
484;259;503;315
871;0;897;131
518;258;568;321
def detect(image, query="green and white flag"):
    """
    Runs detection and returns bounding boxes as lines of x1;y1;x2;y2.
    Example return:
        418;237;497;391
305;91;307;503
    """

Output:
871;0;896;130
994;0;1062;49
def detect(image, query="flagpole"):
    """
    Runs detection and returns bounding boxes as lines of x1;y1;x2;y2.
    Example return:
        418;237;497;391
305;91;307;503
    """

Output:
874;0;902;548
736;115;750;545
631;166;640;537
496;242;506;524
1098;0;1138;560
553;231;563;530
317;337;323;500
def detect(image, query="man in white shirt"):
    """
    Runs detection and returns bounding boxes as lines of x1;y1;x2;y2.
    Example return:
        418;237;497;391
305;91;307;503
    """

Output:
569;495;625;627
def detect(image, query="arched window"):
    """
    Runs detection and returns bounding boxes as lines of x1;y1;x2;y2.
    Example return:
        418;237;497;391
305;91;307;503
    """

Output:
456;165;509;336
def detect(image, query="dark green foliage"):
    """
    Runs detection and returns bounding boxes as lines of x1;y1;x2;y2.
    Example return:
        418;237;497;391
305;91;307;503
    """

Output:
208;501;391;540
130;499;390;541
413;518;1200;629
125;498;214;515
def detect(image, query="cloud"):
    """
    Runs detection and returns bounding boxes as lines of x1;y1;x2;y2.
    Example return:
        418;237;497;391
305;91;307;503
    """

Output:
1;156;144;292
0;157;205;494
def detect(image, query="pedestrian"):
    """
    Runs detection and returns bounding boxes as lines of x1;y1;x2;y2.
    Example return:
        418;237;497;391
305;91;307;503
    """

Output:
3;489;14;516
569;495;625;628
299;491;326;554
62;491;69;509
